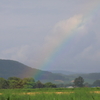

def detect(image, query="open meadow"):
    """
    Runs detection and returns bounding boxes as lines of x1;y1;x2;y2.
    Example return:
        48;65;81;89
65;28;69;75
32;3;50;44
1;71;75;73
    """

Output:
0;88;100;100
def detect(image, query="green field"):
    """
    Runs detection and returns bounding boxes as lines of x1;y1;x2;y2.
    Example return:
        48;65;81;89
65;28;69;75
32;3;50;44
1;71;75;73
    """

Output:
0;88;100;100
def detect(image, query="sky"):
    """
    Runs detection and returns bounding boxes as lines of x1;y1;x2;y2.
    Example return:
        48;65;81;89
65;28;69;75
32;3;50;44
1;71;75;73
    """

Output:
0;0;100;73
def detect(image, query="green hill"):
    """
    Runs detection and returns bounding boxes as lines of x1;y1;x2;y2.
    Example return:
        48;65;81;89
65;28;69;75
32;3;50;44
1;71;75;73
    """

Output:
0;59;67;83
64;73;100;84
0;59;38;78
0;59;100;84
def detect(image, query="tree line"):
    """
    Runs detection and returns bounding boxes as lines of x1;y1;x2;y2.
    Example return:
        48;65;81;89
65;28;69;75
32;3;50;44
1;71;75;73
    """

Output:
73;76;100;87
57;76;100;88
0;77;56;89
0;76;100;89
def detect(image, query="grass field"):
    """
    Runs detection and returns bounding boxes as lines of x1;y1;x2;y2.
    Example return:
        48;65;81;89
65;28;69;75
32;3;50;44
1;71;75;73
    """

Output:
0;88;100;100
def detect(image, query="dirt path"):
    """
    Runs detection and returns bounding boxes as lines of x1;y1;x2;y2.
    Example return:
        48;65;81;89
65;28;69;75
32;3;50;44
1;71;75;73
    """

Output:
21;92;74;95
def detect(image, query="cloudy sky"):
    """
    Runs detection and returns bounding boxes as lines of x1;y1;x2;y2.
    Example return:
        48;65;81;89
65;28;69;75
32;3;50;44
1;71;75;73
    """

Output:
0;0;100;73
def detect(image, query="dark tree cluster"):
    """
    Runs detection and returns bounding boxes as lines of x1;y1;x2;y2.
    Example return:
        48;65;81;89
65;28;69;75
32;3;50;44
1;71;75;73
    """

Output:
74;76;84;87
74;76;100;87
0;77;56;89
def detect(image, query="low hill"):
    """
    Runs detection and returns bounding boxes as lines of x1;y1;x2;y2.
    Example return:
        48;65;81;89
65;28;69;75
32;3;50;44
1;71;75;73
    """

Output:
64;73;100;84
0;59;100;84
0;59;67;83
48;70;79;75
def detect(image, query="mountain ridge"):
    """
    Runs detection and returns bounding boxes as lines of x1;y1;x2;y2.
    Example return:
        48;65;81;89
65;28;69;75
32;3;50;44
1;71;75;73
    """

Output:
0;59;67;83
0;59;100;84
48;70;80;75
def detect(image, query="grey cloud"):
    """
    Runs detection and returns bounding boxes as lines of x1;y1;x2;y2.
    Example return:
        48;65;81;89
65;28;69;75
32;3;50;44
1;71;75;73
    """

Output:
0;0;100;73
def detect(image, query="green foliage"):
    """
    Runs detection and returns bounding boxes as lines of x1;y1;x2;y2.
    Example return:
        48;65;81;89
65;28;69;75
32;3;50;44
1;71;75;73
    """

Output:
44;82;56;88
22;78;35;88
0;78;9;89
0;88;100;100
74;76;84;87
35;80;44;88
8;77;23;89
0;77;57;89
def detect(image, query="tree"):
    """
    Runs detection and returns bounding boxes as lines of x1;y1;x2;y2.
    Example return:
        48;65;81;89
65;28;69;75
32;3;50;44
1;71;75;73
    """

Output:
0;78;9;89
22;78;35;88
74;76;84;87
44;82;56;88
35;80;44;88
8;77;23;89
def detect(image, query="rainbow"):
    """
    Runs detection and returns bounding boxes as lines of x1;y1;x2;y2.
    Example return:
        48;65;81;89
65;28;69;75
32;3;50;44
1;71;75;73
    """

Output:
34;2;100;80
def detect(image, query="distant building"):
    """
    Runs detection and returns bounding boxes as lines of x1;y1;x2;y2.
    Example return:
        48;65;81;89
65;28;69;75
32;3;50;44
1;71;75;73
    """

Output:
66;86;74;88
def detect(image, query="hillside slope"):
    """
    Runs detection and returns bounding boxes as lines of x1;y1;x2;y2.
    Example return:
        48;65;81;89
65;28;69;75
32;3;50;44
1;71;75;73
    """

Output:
0;59;67;83
49;70;79;75
0;59;100;84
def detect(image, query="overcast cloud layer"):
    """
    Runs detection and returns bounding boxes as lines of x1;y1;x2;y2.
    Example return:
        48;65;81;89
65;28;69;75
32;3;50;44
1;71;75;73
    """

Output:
0;0;100;73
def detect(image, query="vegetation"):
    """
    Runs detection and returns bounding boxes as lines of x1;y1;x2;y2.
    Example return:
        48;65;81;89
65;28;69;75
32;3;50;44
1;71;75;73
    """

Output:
0;59;67;83
0;77;57;89
0;88;100;100
56;76;100;88
0;59;100;84
74;76;84;87
0;75;100;99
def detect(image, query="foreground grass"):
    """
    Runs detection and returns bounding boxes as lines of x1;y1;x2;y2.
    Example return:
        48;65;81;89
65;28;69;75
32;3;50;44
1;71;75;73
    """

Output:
0;88;100;100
